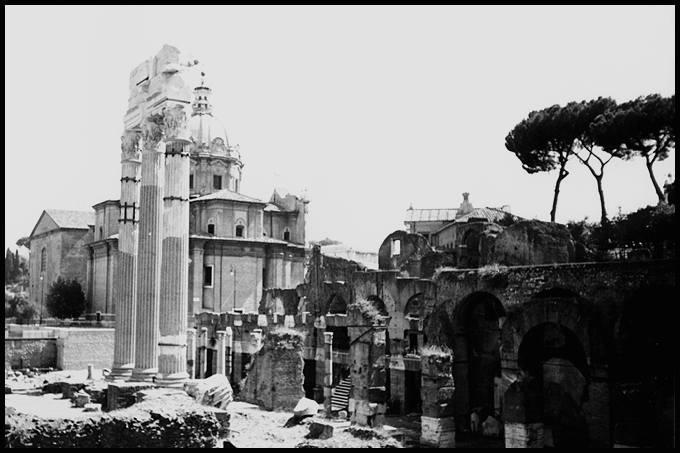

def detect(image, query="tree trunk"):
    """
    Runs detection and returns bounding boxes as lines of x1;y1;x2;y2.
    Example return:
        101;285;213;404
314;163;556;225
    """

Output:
596;174;608;225
645;154;665;203
550;164;569;223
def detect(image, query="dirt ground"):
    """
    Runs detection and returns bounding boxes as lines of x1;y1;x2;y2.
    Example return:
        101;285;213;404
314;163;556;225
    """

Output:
5;369;505;448
5;369;405;448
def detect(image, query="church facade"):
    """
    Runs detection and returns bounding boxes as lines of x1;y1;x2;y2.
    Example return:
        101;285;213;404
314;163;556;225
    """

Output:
82;45;308;319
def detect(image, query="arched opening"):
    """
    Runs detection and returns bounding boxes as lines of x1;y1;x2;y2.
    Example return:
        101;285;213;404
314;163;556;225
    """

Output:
328;293;347;314
615;284;675;448
461;229;481;268
518;322;590;448
463;292;505;424
404;293;423;318
366;295;388;316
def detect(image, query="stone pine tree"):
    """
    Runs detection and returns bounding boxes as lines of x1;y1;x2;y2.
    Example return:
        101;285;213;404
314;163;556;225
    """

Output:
590;94;675;204
505;104;581;222
45;277;87;320
566;97;621;224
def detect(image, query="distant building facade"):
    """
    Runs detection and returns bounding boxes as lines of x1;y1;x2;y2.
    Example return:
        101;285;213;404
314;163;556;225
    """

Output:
28;210;94;311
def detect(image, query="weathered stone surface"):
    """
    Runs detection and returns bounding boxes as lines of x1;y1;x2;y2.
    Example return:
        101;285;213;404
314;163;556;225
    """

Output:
482;415;502;437
306;421;334;439
482;219;574;266
187;373;233;409
294;397;319;417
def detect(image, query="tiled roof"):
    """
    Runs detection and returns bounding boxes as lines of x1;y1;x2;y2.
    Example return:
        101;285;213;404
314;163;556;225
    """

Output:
454;207;520;223
405;208;458;223
191;189;265;204
45;209;95;229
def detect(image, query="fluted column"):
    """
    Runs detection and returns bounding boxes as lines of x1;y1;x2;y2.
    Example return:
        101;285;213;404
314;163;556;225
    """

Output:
109;130;142;381
157;103;192;388
131;113;166;382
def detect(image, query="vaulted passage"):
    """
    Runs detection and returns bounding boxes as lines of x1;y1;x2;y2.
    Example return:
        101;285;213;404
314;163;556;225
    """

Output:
518;322;590;448
463;292;505;421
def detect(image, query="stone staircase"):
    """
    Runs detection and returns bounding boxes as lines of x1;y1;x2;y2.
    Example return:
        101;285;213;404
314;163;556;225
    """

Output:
331;377;351;412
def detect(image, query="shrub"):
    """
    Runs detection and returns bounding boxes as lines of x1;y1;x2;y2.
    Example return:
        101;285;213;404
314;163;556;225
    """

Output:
45;277;87;319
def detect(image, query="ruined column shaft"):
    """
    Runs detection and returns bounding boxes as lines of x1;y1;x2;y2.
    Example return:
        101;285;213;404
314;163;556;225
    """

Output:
131;137;165;382
110;143;141;380
324;331;334;418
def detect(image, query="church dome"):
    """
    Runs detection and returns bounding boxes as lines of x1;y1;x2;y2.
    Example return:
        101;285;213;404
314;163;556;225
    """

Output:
189;73;235;157
190;113;229;149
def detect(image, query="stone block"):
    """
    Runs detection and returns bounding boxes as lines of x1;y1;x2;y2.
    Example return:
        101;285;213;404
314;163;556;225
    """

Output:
307;422;334;439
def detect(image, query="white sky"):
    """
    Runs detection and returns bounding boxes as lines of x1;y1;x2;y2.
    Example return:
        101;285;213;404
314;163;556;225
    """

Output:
5;5;676;254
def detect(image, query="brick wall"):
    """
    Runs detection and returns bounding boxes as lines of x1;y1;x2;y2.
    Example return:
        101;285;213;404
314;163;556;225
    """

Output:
55;328;114;370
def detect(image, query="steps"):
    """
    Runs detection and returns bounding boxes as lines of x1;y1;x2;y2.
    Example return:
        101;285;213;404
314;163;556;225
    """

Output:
331;377;351;412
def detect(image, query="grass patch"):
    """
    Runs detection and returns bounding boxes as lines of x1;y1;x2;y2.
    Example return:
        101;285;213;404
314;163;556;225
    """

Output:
265;326;306;352
478;263;507;276
419;344;452;358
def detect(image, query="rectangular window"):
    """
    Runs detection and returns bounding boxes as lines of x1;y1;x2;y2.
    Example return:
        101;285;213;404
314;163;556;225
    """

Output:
213;175;222;190
189;174;194;190
208;224;215;235
204;265;214;287
391;239;401;256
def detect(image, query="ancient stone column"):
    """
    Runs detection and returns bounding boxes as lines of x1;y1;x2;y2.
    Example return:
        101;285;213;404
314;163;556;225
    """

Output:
131;113;166;383
225;327;233;382
420;349;456;447
348;307;388;428
186;328;197;379
199;327;208;378
324;331;334;418
109;130;142;381
216;330;226;375
157;103;192;388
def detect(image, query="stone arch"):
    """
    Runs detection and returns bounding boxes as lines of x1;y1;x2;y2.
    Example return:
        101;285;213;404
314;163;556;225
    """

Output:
450;291;506;428
501;296;591;365
404;292;424;317
366;295;388;316
516;322;590;448
327;293;347;314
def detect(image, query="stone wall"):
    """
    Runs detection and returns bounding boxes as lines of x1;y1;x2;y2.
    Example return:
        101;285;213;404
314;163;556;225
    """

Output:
56;328;114;370
5;338;57;369
5;389;221;448
239;327;305;411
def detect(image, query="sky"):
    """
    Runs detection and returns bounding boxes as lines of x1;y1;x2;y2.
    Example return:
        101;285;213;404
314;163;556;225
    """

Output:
5;5;676;255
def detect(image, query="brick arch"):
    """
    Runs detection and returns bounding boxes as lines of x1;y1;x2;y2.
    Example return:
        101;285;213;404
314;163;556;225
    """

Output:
327;293;347;314
501;297;591;365
365;295;388;316
451;291;506;331
404;292;424;317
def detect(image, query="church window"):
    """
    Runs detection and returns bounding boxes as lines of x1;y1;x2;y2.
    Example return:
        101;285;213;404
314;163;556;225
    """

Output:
391;238;401;256
204;265;214;287
235;225;244;238
283;229;290;241
208;223;215;235
41;248;46;272
189;174;194;189
213;175;222;190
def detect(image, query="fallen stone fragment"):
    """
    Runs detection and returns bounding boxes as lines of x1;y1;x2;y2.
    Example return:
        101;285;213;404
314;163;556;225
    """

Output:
306;421;334;439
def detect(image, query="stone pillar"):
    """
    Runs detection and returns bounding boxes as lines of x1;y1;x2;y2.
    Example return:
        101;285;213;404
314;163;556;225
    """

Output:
109;129;141;381
186;328;197;379
157;104;192;388
225;327;233;382
503;380;545;448
131;113;166;383
348;307;388;428
216;330;227;375
189;240;206;316
199;327;208;378
323;331;333;418
420;350;456;447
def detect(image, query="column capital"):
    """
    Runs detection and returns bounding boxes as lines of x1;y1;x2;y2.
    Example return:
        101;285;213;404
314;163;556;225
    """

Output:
141;112;165;151
216;330;226;340
324;331;334;344
120;129;142;161
187;328;197;339
163;103;191;143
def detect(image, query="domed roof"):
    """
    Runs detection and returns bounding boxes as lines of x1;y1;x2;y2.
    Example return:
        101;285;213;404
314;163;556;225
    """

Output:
190;113;229;149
